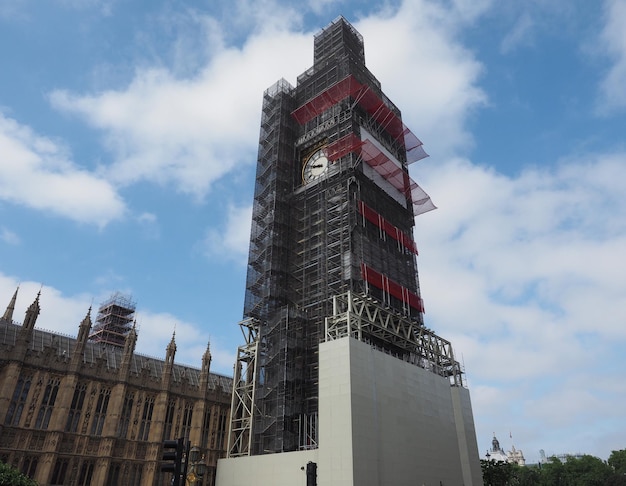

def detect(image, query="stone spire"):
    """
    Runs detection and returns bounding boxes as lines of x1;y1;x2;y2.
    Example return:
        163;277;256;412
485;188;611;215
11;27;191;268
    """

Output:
76;306;93;344
200;340;212;393
2;286;18;322
165;330;177;366
120;320;138;376
72;306;93;368
123;320;138;357
162;329;177;388
202;340;212;374
22;290;41;332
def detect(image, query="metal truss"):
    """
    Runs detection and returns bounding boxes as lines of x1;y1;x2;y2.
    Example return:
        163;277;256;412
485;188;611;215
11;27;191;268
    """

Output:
325;291;464;386
227;317;261;457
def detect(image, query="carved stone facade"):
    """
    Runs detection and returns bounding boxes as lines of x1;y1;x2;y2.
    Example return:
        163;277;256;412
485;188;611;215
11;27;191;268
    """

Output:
0;289;232;486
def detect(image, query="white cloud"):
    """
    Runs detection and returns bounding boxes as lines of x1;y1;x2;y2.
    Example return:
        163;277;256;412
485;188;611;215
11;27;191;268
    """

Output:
132;311;236;372
597;0;626;113
305;0;339;16
132;311;207;363
136;212;160;239
45;0;487;201
0;113;126;226
0;277;93;334
137;212;156;224
500;12;534;54
357;0;487;159
201;204;252;262
414;151;626;459
0;227;20;245
450;0;494;23
49;21;312;200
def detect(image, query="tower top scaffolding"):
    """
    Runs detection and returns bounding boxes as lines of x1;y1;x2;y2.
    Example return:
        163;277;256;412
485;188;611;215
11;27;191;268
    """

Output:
88;292;136;347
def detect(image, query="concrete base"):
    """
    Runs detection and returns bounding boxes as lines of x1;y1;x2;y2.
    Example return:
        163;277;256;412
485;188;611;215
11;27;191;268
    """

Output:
217;337;482;486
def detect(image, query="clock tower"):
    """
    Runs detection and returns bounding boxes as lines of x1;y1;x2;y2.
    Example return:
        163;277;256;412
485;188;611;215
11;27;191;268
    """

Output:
220;17;482;486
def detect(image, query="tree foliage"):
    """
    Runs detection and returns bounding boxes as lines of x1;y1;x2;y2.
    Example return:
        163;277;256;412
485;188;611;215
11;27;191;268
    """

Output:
481;459;514;486
0;462;37;486
609;449;626;476
481;449;626;486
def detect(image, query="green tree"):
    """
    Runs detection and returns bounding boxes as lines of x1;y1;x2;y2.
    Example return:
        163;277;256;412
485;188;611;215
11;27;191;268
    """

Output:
609;449;626;476
606;475;626;486
481;459;514;486
511;463;541;486
561;454;612;486
537;457;565;486
481;451;626;486
0;462;37;486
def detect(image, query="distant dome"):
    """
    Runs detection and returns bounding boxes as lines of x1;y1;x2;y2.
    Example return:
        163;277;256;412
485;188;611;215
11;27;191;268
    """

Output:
487;434;525;466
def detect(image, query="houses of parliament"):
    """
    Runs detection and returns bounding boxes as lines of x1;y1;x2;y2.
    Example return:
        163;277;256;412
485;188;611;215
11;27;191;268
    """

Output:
0;288;232;485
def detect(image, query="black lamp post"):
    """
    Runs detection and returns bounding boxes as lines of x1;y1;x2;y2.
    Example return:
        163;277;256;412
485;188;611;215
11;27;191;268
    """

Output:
185;446;207;485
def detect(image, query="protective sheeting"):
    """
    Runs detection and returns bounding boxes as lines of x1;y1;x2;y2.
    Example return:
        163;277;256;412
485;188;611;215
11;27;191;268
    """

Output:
358;200;419;254
361;262;424;313
327;133;437;216
292;74;428;164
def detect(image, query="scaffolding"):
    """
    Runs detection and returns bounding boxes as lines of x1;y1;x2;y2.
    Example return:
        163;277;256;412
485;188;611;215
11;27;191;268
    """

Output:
227;318;260;457
243;78;296;323
88;292;136;347
253;306;307;454
231;16;440;458
325;291;464;387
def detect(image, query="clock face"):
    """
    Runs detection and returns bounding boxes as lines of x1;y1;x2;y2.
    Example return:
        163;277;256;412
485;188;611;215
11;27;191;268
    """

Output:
302;148;329;184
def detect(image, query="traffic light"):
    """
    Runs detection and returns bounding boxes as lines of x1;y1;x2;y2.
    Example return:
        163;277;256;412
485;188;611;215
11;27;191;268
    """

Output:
161;437;184;485
306;461;317;486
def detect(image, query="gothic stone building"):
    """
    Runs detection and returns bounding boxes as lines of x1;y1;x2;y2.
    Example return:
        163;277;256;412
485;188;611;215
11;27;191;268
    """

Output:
0;289;232;485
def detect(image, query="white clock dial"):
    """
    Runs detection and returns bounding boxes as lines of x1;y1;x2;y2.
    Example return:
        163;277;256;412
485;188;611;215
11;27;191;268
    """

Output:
302;149;329;184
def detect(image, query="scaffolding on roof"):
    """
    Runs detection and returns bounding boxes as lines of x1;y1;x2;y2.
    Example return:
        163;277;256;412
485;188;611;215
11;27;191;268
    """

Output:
88;292;136;347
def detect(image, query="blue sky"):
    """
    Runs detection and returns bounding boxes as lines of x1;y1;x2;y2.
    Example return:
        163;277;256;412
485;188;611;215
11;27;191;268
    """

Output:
1;0;625;464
